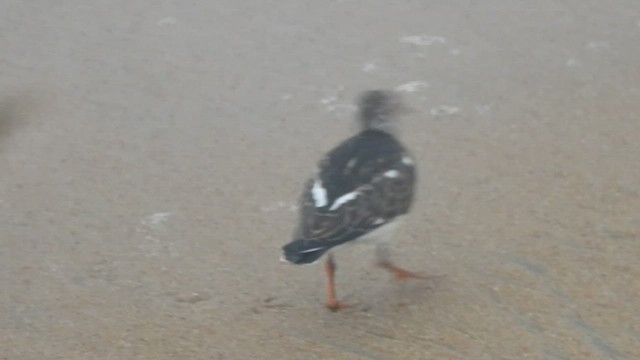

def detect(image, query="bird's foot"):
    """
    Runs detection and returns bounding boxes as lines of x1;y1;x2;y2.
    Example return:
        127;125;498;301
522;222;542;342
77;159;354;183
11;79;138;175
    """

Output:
325;299;348;312
392;268;430;281
378;261;430;281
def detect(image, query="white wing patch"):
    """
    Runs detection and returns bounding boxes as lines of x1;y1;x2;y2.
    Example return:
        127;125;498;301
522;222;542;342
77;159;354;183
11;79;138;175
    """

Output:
299;246;325;254
373;218;386;225
402;155;413;165
384;170;400;178
329;191;359;211
311;179;328;207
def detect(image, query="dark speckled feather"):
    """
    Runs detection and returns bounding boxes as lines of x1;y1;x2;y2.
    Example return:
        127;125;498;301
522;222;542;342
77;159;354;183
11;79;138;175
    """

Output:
282;91;416;264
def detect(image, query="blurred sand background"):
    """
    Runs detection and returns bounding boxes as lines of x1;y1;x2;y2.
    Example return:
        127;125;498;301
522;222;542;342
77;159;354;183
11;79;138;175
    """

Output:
1;1;639;359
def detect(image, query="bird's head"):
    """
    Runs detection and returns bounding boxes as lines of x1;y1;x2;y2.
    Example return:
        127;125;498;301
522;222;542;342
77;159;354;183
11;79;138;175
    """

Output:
357;90;408;132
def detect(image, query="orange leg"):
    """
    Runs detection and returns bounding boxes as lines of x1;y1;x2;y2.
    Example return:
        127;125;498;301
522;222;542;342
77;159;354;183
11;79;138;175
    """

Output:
324;254;347;311
377;260;429;280
375;245;429;280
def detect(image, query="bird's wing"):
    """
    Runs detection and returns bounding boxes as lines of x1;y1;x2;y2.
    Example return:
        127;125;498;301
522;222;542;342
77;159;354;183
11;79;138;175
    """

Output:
294;157;415;245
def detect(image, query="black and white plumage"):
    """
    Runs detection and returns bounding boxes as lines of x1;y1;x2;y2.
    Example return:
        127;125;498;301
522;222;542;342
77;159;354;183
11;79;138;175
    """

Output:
281;90;425;310
282;129;415;264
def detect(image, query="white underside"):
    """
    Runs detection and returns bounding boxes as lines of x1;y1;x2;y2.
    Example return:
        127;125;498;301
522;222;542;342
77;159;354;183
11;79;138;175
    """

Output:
318;217;404;263
345;216;403;247
280;217;405;265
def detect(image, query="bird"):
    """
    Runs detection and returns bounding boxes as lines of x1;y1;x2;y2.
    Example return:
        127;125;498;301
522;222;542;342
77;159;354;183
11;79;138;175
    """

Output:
281;89;427;311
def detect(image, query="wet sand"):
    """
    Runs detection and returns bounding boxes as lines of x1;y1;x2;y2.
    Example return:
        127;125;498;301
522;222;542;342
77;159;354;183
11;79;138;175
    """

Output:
1;1;639;359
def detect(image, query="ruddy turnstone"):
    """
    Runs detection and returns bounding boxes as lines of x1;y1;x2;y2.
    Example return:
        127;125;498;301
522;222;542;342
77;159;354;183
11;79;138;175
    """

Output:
281;90;426;311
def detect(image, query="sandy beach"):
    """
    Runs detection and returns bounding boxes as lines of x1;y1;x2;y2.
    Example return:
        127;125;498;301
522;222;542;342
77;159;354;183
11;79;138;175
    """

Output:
1;1;639;359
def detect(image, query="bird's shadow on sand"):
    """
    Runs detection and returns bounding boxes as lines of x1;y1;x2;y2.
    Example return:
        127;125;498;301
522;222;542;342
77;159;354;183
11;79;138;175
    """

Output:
261;275;450;359
347;273;447;313
270;273;446;315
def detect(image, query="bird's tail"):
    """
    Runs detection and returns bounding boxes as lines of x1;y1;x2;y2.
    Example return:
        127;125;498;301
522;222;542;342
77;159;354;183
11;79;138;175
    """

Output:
281;239;333;265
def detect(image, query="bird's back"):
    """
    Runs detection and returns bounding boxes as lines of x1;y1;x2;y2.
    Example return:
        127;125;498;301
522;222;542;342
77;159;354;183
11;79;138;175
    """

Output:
283;129;416;264
318;130;412;207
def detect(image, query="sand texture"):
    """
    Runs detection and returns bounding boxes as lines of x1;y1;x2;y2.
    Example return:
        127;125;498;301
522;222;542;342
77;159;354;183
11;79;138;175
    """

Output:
1;1;639;359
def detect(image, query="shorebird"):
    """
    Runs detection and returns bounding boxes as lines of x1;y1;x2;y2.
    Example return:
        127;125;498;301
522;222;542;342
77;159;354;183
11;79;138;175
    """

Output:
281;90;427;311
